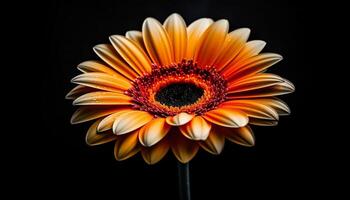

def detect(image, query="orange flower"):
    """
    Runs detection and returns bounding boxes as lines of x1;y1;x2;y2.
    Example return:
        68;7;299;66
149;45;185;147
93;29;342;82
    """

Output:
66;13;294;164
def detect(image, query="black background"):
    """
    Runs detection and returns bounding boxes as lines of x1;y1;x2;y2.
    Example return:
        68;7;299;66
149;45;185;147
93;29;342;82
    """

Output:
36;0;318;198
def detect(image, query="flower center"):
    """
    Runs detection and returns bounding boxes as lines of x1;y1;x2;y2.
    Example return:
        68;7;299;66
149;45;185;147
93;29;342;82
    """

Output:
126;60;227;117
155;83;204;107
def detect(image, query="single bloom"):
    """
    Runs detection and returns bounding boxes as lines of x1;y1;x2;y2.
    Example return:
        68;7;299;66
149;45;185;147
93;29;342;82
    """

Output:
66;13;294;164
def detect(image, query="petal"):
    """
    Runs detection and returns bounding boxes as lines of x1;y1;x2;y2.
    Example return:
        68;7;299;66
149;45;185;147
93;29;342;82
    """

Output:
71;72;131;93
77;60;118;75
215;28;251;71
227;73;284;94
186;18;213;59
223;126;255;147
254;98;290;115
194;19;229;67
227;78;295;99
171;130;199;163
203;108;248;128
114;130;140;161
249;118;278;126
164;13;187;63
224;53;283;81
93;44;138;80
179;116;211;140
86;119;117;146
226;40;266;67
109;35;152;75
113;110;154;135
65;85;97;100
97;109;133;132
199;126;225;154
70;106;129;124
221;100;279;120
142;17;173;66
125;30;146;50
138;118;171;147
165;112;195;126
73;92;132;105
141;138;170;165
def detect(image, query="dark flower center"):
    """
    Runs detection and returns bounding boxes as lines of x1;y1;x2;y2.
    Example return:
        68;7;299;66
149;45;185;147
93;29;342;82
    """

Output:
126;60;227;117
155;83;204;107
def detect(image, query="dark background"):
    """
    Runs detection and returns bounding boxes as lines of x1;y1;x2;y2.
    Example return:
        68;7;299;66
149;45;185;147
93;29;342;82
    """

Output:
36;0;318;198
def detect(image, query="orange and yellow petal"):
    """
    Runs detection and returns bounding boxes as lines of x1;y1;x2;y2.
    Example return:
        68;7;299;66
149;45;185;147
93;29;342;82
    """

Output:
165;112;195;126
194;19;229;67
199;126;225;154
142;17;174;66
179;116;211;140
222;126;255;147
141;138;170;165
97;109;133;132
86;119;118;146
171;130;199;163
223;53;282;81
114;130;140;161
77;60;119;75
203;107;248;128
164;13;187;63
138;118;171;147
70;106;129;124
71;72;131;93
110;35;152;74
215;28;251;71
73;91;132;105
186;18;213;59
113;110;154;135
93;44;138;80
65;85;97;100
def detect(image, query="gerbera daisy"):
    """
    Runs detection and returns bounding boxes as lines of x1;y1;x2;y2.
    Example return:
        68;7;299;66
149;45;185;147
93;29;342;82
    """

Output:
66;13;294;164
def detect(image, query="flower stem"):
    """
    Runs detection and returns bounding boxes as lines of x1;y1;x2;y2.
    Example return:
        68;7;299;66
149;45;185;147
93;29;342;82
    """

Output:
177;161;191;200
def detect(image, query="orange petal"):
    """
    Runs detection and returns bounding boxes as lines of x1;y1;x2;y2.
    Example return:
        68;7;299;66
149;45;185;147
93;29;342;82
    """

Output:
199;126;225;154
215;28;251;71
171;130;199;163
142;17;173;66
93;44;138;80
114;130;140;161
113;110;153;135
227;78;295;99
227;73;284;94
141;138;170;165
71;72;131;93
125;30;146;50
70;106;129;124
138;118;171;147
179;116;211;140
164;13;187;63
225;40;266;68
203;108;248;128
194;19;229;67
86;119;117;146
186;18;213;59
254;98;290;115
109;35;152;75
73;92;132;105
249;118;278;126
165;112;194;126
223;126;255;147
97;109;133;132
77;60;118;75
221;100;279;120
224;53;283;81
65;85;97;100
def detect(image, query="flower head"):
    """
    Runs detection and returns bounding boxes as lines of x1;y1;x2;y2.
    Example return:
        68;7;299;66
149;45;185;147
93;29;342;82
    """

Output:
66;13;294;164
